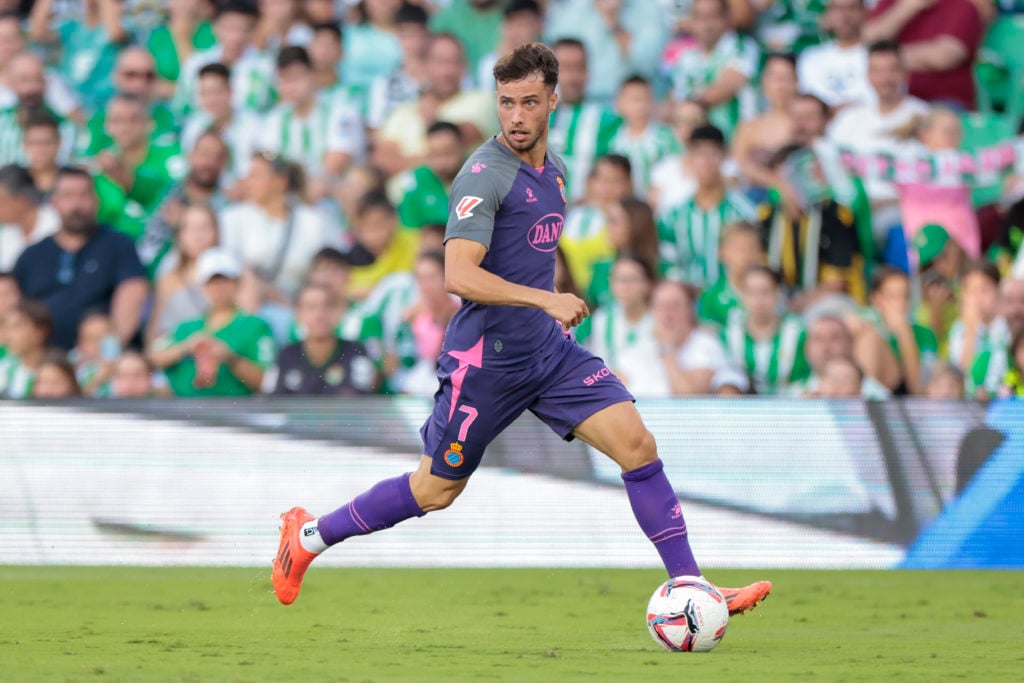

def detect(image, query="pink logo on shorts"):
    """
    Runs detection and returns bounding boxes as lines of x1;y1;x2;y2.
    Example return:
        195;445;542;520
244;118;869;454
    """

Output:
583;367;611;386
527;213;564;252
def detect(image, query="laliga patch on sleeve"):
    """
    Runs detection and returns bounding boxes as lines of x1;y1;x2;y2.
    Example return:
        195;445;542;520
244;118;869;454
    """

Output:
455;196;484;220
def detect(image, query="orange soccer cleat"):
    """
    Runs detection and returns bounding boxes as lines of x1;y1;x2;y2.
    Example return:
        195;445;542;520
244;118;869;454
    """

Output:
272;507;319;605
716;580;773;616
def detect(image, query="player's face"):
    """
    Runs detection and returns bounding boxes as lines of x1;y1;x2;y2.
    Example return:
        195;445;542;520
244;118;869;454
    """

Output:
496;73;556;156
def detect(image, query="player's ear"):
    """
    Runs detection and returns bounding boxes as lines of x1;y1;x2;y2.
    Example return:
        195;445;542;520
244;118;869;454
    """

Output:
549;90;558;112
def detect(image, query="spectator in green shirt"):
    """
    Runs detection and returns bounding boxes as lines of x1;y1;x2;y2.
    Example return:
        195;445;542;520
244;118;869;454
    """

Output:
91;93;187;220
85;47;178;156
430;0;504;77
150;246;276;397
697;221;764;328
147;0;217;100
393;121;465;229
868;266;938;395
0;297;50;399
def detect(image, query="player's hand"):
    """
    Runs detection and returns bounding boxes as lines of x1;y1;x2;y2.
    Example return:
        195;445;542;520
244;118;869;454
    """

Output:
545;292;590;331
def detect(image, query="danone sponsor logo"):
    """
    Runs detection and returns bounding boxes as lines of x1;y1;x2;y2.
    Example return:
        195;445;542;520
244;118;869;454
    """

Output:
527;213;564;252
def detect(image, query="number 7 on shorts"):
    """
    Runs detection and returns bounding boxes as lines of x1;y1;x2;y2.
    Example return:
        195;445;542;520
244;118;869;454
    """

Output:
456;405;478;441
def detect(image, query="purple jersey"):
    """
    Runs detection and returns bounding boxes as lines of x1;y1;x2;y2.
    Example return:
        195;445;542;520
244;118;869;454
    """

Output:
443;137;570;370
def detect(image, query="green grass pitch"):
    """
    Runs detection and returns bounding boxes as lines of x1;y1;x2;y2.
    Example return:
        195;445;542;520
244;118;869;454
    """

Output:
1;567;1021;682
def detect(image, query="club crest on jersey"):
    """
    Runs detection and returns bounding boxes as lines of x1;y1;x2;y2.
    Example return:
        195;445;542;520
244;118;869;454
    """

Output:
444;442;465;467
455;196;483;220
527;213;564;252
556;176;567;203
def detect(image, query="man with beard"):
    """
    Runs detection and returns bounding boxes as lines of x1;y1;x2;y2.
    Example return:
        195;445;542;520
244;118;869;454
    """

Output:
138;130;230;275
272;43;772;623
12;166;148;350
0;52;80;166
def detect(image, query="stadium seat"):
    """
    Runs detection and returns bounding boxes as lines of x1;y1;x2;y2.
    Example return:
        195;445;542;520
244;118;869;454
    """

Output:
960;110;1017;207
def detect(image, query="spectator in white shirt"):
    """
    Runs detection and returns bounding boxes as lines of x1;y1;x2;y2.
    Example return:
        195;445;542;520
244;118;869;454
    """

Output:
0;164;59;272
827;40;929;245
797;0;874;108
617;279;730;396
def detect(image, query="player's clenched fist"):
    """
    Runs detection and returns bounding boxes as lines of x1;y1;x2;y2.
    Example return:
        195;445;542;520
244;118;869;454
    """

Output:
544;292;590;331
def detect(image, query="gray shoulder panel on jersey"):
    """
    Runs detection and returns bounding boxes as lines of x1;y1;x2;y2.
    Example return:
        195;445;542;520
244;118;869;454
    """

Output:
548;150;569;179
444;138;523;250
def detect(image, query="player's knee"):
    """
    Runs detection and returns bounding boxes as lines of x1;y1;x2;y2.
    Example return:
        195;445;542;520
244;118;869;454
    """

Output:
411;472;468;512
620;427;659;472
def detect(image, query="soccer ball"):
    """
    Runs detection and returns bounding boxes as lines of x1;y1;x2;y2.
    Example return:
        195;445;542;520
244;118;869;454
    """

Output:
646;576;729;652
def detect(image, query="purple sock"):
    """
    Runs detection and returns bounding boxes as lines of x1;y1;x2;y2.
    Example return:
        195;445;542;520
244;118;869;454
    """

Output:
622;459;700;578
317;473;426;546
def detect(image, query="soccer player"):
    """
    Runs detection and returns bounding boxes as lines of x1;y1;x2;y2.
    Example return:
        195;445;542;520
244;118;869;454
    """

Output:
272;43;771;618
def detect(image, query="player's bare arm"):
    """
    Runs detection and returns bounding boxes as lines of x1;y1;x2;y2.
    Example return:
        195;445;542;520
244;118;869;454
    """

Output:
444;236;589;330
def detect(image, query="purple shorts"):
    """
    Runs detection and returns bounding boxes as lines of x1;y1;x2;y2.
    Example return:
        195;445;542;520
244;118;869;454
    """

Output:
420;335;634;480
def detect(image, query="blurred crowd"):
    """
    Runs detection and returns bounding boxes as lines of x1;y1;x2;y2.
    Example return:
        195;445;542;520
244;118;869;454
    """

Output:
1;0;1024;401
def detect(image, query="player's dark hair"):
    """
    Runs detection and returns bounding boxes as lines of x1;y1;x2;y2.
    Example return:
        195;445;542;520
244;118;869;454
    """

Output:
963;259;1001;287
505;0;541;18
868;40;902;58
620;74;651;90
395;2;429;25
277;45;313;71
687;124;726;149
0;11;20;26
869;265;909;294
356;189;396;218
0;164;42;205
494;42;559;89
14;298;52;341
215;1;259;21
794;92;831;120
741;264;782;288
593;153;632;179
198;62;232;82
418;249;445;271
311;21;343;42
427;120;462;141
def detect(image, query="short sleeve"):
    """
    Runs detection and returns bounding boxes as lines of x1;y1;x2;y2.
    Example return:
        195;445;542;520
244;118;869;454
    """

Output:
444;165;504;249
940;0;984;52
111;232;147;285
243;319;277;368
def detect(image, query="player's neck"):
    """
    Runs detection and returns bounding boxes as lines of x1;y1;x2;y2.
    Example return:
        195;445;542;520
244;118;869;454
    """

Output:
497;134;547;169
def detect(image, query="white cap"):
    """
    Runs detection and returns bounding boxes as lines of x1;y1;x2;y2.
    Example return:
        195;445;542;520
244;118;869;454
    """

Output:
195;247;242;283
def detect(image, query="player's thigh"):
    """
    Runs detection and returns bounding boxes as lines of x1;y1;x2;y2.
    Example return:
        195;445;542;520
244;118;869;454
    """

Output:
529;343;656;471
420;357;535;480
572;401;658;472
